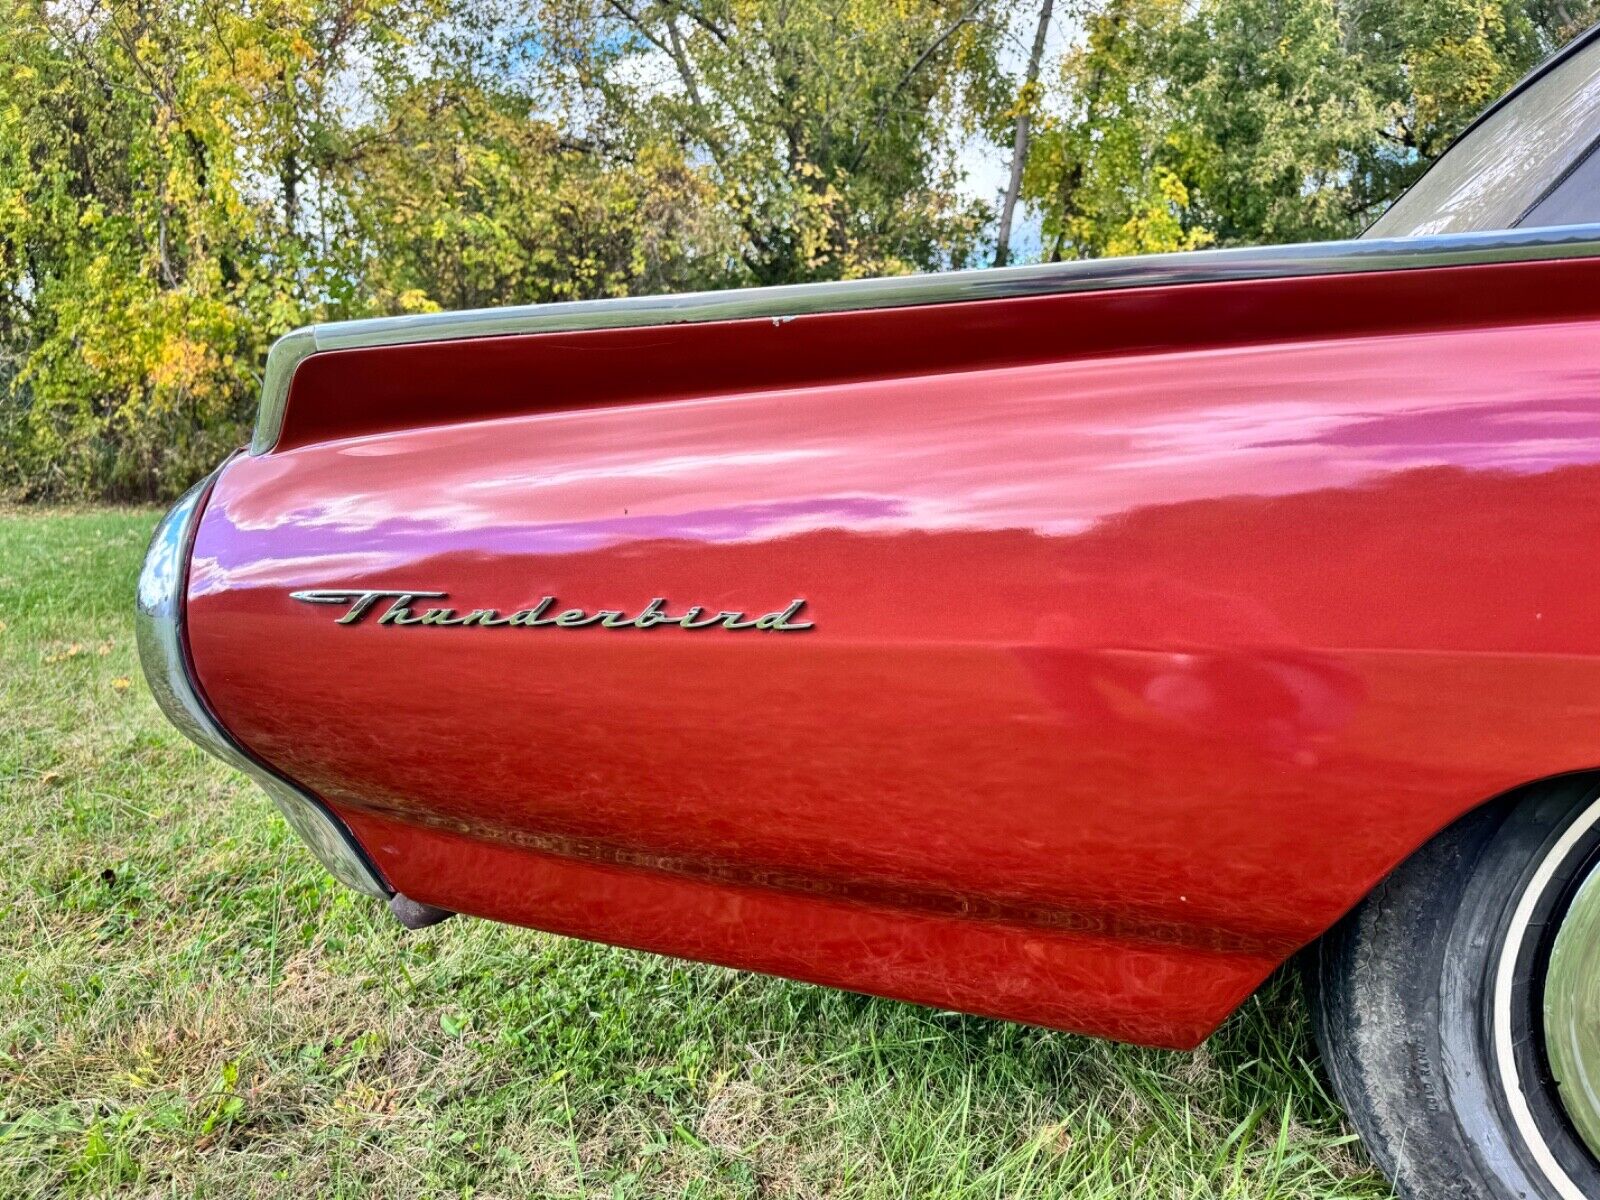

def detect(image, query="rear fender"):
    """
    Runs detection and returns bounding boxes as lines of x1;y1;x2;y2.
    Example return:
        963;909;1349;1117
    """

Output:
156;226;1600;1048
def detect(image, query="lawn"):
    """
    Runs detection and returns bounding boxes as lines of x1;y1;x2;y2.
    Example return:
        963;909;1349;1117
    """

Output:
0;508;1389;1199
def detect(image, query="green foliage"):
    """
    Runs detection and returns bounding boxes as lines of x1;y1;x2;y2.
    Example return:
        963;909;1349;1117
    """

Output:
0;0;1595;498
1023;0;1599;260
544;0;1002;284
0;0;442;498
342;77;725;312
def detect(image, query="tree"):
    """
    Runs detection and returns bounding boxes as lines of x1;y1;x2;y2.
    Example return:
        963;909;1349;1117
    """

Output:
995;0;1053;266
1019;0;1600;258
1022;0;1218;259
332;14;736;312
0;0;443;497
537;0;1007;283
0;0;741;496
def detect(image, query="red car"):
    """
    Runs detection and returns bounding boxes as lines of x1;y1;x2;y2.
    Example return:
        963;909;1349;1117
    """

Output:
139;26;1600;1200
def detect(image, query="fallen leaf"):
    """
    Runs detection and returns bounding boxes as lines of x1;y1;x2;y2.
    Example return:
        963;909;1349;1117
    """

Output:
111;677;131;692
44;642;85;664
1038;1122;1072;1155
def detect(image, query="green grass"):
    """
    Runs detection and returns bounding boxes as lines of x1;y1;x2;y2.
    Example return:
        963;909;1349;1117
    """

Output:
0;508;1390;1199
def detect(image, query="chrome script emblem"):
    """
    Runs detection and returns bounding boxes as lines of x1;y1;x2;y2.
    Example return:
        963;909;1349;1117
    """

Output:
290;589;814;631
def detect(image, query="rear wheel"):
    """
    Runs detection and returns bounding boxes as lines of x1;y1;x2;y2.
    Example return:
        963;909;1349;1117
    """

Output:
1307;777;1600;1200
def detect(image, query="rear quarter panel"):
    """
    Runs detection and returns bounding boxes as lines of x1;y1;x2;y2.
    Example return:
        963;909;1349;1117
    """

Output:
185;256;1600;1047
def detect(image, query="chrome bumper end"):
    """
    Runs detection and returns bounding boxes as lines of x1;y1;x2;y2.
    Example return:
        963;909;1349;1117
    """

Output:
135;471;390;899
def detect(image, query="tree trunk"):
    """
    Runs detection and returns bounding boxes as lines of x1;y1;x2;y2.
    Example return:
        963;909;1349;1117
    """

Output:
994;0;1054;267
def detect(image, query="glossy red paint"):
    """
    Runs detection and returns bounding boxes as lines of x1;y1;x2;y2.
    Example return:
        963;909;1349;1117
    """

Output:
185;256;1600;1048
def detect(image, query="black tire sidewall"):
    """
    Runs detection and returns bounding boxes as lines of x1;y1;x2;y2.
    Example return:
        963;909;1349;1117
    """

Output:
1438;779;1600;1199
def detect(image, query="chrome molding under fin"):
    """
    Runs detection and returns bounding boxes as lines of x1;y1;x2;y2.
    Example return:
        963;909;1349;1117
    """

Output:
135;472;390;899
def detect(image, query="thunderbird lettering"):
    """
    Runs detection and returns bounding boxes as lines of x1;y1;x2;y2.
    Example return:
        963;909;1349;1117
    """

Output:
289;588;814;631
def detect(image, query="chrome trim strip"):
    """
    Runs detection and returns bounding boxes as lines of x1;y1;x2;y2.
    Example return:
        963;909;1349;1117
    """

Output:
135;471;391;898
252;221;1600;453
255;326;316;455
